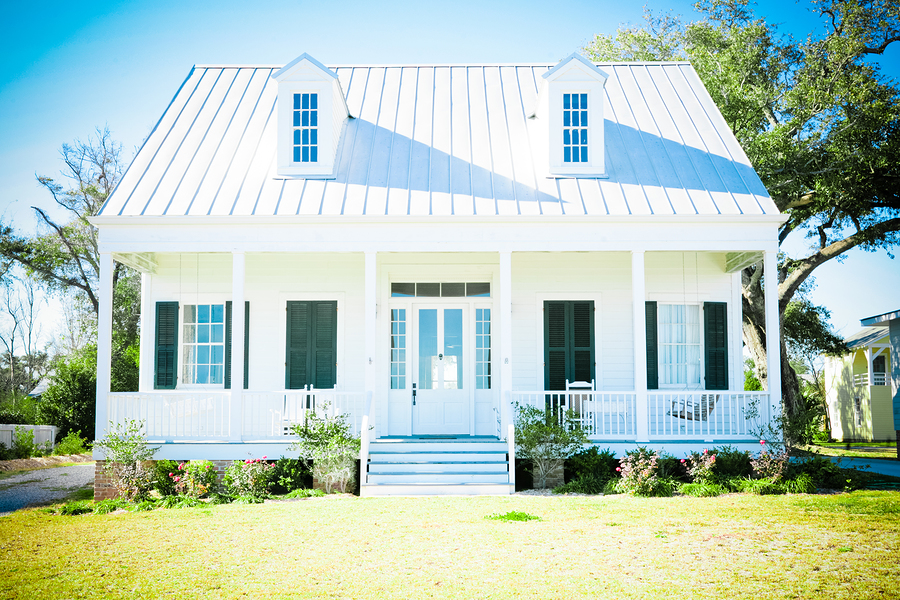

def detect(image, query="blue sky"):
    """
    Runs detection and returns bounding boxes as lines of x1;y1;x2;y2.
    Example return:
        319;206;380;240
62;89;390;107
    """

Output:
1;0;897;338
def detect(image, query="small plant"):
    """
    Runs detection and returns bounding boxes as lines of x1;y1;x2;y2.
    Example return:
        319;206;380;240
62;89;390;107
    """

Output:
93;420;159;501
93;498;129;514
270;456;311;494
565;446;618;485
57;500;94;516
678;482;727;497
224;457;274;499
12;427;46;459
709;445;752;479
751;440;790;482
553;473;605;495
153;460;179;497
172;460;218;498
53;430;89;455
283;488;325;499
290;406;360;494
686;449;717;484
485;511;541;522
514;403;588;489
614;447;676;497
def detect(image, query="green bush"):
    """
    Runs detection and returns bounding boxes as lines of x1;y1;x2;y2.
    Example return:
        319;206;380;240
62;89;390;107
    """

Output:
290;407;361;494
54;430;89;455
12;426;49;459
269;457;311;494
223;458;274;499
153;460;180;497
710;445;752;479
0;442;11;461
174;460;218;498
565;446;618;484
783;473;817;494
93;420;159;501
514;403;588;489
38;346;97;442
553;473;606;495
788;455;843;488
283;488;325;499
614;447;676;497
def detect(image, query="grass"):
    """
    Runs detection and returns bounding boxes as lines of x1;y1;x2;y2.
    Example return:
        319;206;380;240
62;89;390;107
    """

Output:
1;492;899;599
801;442;898;460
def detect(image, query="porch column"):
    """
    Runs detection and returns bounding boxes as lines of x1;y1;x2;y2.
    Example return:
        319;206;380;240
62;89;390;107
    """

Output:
364;252;376;426
499;251;513;439
230;252;245;442
95;253;114;444
866;348;874;386
632;251;649;443
138;272;153;391
764;250;781;424
731;271;743;391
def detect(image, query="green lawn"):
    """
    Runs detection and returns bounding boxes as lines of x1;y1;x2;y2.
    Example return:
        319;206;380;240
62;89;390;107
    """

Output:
2;492;899;599
801;442;898;460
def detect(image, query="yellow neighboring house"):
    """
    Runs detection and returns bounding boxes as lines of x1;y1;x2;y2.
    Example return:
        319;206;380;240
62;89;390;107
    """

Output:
824;312;898;442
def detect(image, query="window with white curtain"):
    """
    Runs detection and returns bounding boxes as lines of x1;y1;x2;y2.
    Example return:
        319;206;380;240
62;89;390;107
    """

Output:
658;304;701;387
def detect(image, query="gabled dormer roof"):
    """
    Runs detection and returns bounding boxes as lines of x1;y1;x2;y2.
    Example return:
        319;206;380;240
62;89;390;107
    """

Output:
98;58;780;219
272;53;339;81
542;53;609;83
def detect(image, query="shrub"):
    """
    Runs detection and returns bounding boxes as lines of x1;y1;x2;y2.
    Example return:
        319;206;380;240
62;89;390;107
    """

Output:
93;420;159;501
788;455;843;489
0;442;10;461
614;447;676;497
270;457;311;494
54;430;89;455
11;426;50;459
565;446;618;485
224;457;274;499
94;498;129;514
58;500;94;515
38;346;97;442
172;460;218;498
290;407;360;494
783;473;817;494
553;473;605;495
686;449;717;484
514;403;588;489
283;488;325;499
709;445;752;479
751;442;790;482
153;460;179;497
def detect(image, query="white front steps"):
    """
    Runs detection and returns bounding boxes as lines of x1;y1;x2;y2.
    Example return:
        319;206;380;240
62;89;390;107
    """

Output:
360;437;513;496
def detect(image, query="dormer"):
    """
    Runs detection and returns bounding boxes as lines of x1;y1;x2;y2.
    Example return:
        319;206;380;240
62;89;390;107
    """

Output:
532;54;608;178
272;53;350;178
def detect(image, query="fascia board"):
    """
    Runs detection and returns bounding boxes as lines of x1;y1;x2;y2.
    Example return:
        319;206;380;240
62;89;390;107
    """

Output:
543;53;609;83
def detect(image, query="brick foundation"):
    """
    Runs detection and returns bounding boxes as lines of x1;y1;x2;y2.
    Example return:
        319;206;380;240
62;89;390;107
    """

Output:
93;459;236;501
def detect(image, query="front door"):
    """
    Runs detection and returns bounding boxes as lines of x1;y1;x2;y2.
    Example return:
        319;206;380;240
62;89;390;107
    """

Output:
413;305;468;435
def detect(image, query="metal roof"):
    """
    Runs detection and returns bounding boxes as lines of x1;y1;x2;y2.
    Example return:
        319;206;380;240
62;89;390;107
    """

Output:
845;326;889;349
100;62;778;219
861;309;900;326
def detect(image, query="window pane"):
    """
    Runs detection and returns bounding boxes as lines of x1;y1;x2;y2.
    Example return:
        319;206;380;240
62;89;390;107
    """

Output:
441;282;465;297
196;365;209;385
419;309;438;389
416;282;440;297
310;147;317;162
294;94;303;110
293;147;303;162
198;305;210;323
197;345;210;365
293;111;302;127
302;93;310;109
310;111;318;127
310;93;317;109
563;93;570;109
184;305;197;323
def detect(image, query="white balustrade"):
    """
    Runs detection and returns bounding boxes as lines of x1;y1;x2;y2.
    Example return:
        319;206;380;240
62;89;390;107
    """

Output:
107;392;231;440
510;390;767;441
854;372;888;386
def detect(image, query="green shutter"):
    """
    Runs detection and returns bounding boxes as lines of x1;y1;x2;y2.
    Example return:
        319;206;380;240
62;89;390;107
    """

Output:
645;301;658;390
544;301;594;390
704;302;728;390
286;301;337;389
225;301;250;390
154;301;178;389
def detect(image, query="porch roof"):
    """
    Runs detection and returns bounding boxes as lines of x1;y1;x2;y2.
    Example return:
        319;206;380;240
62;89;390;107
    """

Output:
98;62;779;221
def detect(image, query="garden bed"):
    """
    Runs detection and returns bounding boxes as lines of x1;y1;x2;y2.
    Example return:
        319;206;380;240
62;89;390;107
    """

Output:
0;453;93;473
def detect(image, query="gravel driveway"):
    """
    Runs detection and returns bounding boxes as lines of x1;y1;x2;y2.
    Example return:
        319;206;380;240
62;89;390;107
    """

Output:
0;464;94;516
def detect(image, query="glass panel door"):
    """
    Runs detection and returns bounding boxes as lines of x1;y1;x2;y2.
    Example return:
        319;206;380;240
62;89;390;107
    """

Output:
413;306;468;435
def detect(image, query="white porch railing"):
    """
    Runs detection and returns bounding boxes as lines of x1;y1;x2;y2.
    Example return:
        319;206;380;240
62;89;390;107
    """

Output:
854;372;888;386
106;389;366;441
107;392;231;439
511;391;637;439
511;390;769;441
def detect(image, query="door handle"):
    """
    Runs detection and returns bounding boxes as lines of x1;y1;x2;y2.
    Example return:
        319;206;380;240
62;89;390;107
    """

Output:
412;383;417;405
438;353;443;360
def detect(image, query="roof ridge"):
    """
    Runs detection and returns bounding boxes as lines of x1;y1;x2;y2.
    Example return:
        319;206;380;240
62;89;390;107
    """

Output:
192;61;694;69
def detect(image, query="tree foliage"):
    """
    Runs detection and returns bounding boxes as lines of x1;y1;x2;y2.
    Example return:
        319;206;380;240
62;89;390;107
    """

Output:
583;0;899;437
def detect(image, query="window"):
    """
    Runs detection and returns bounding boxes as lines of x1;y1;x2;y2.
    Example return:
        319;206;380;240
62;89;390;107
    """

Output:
563;93;588;163
286;301;337;389
646;301;728;390
390;282;490;297
293;93;318;163
476;308;491;390
544;301;594;390
182;304;225;385
391;309;407;390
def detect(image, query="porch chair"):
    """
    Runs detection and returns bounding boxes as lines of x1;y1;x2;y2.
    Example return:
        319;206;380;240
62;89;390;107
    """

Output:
668;394;720;422
565;379;596;433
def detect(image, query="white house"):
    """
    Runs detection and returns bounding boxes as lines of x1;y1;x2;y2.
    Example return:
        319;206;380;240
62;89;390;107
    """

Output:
91;53;785;495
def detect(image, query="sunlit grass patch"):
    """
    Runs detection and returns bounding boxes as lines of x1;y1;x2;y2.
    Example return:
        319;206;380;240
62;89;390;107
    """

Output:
485;510;541;522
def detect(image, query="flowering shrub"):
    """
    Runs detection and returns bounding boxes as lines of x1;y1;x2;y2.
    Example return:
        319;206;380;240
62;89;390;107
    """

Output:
224;457;274;499
171;460;218;498
751;440;790;482
290;407;361;494
686;449;717;484
614;447;675;497
93;420;159;501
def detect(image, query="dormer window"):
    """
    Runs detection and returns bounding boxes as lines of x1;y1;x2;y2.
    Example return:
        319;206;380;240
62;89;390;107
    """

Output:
273;53;350;178
532;54;608;178
293;93;318;163
562;93;588;163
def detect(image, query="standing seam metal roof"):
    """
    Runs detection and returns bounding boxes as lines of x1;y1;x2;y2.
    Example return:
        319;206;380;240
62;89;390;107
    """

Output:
100;62;778;218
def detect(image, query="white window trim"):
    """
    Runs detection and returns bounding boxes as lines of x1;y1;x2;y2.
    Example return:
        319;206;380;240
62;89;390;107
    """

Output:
276;79;336;177
656;302;704;391
178;299;229;390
